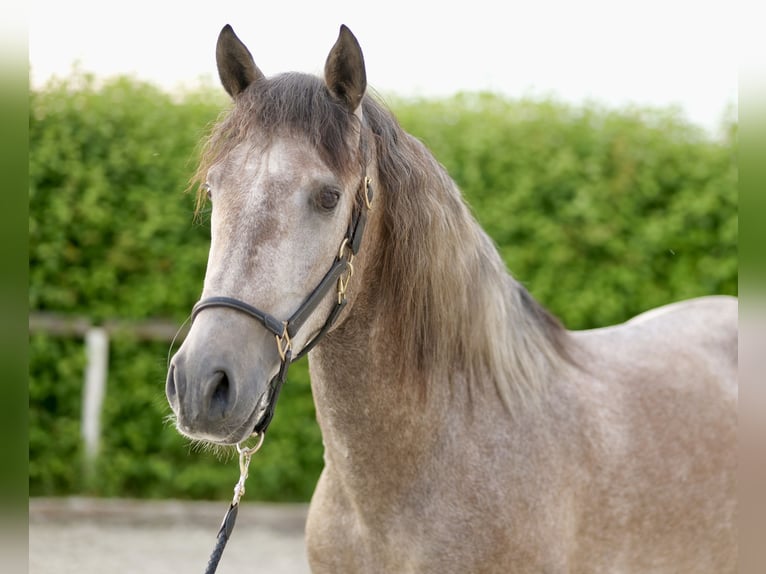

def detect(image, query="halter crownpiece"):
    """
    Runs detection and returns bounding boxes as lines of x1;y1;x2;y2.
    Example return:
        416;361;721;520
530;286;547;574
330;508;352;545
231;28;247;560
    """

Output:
191;175;374;435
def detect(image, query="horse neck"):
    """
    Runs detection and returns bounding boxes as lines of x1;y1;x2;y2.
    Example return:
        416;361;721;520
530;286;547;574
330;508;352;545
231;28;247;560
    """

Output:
307;279;461;501
307;196;454;465
307;136;568;493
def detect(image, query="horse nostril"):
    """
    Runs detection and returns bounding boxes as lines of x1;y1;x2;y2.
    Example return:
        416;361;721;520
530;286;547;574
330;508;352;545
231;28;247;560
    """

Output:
166;364;178;404
209;370;231;416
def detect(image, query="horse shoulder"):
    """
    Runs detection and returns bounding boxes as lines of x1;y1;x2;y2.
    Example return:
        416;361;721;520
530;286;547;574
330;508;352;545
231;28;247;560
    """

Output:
559;295;737;572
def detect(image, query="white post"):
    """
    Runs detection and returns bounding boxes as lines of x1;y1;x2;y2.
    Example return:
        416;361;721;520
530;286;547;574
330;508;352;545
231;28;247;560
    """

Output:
82;327;109;475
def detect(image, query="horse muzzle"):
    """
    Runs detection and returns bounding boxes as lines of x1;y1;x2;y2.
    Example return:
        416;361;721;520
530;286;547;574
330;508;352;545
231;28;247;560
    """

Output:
165;315;280;444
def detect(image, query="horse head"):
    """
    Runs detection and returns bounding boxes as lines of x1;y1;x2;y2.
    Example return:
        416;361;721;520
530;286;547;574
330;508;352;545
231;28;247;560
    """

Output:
166;25;371;444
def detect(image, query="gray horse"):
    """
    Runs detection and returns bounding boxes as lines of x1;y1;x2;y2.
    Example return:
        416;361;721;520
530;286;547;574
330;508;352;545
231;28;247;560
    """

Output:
166;24;738;573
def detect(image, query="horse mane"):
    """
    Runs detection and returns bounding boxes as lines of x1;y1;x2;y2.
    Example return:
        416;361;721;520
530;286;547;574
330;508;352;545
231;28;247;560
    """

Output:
193;72;574;410
362;96;574;410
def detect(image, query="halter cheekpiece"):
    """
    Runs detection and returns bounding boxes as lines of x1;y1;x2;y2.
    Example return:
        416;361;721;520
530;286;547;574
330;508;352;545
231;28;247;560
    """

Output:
191;175;374;435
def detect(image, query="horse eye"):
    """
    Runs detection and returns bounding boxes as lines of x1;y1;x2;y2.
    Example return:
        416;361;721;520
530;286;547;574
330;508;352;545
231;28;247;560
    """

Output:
316;187;340;211
202;183;212;201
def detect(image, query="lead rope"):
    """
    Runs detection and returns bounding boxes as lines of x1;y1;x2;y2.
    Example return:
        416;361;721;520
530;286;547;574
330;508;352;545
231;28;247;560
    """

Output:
204;433;265;574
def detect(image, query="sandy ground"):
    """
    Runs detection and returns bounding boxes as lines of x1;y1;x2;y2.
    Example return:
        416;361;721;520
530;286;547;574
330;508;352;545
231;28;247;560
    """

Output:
29;497;311;574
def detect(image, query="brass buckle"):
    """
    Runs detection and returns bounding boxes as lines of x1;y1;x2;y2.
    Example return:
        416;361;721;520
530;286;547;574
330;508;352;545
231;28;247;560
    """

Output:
336;237;356;304
275;322;292;362
337;260;354;304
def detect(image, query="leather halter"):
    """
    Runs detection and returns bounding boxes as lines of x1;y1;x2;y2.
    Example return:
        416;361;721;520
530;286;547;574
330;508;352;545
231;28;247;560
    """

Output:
190;176;374;435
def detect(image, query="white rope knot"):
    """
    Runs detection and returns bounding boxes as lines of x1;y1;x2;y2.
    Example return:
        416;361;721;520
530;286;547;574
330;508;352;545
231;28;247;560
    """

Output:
232;433;265;505
233;473;247;505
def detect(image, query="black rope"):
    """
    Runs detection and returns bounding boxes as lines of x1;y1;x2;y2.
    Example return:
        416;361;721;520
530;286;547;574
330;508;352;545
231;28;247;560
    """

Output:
204;502;240;574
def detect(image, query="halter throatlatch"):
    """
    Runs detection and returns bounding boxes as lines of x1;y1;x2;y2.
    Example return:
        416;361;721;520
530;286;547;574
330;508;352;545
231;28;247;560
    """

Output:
191;176;374;436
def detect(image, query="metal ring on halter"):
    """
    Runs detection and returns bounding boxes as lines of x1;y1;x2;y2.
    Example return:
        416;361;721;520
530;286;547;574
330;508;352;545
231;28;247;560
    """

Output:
363;177;373;210
337;261;354;304
338;237;353;261
236;432;266;458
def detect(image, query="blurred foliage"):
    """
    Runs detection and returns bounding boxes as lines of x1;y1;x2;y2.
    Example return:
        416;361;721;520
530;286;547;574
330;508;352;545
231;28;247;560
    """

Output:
29;76;737;501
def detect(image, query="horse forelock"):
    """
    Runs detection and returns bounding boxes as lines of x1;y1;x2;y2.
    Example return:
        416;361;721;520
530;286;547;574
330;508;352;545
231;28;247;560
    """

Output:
192;73;363;213
362;97;574;411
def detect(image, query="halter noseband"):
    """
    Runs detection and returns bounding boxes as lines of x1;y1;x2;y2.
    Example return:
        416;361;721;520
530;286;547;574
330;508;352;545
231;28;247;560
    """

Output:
190;176;374;435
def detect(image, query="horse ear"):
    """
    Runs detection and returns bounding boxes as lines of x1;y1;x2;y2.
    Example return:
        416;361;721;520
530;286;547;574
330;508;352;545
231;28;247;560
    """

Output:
216;25;264;98
324;25;367;111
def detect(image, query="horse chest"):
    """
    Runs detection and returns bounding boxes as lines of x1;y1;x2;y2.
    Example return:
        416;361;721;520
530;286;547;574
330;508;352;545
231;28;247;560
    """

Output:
305;461;573;574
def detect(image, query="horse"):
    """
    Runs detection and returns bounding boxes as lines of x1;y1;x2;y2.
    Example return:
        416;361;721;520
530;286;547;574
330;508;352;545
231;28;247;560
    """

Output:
166;24;738;573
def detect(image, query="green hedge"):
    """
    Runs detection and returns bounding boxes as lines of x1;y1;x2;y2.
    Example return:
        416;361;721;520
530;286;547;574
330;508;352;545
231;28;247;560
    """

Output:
29;76;737;501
